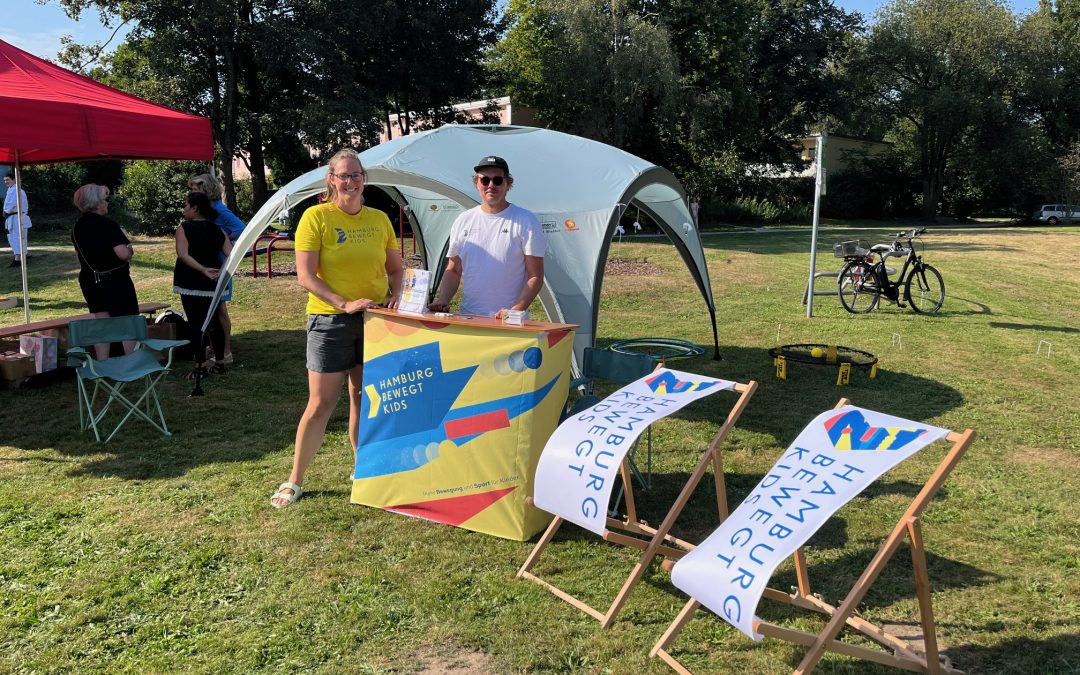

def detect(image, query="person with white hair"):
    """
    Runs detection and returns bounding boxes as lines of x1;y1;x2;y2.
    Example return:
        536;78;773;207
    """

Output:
70;183;139;359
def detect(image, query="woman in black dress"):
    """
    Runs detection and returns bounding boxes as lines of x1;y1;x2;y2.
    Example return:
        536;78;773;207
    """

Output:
173;192;232;379
71;183;139;359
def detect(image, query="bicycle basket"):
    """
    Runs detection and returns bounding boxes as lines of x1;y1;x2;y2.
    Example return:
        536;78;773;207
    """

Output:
833;239;870;258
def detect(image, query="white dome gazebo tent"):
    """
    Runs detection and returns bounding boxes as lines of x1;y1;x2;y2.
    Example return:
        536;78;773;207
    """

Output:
210;125;718;369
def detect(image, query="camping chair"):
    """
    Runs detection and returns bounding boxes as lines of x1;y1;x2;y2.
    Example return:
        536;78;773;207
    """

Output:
67;316;189;443
520;376;758;628
651;398;977;674
566;347;659;513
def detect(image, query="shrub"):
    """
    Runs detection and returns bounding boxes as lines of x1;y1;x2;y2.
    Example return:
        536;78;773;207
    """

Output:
707;196;810;225
120;160;206;235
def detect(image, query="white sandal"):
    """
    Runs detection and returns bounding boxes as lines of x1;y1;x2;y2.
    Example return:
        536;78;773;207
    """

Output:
271;481;302;508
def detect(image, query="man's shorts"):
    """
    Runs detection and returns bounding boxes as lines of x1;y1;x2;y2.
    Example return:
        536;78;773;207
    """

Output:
306;313;365;373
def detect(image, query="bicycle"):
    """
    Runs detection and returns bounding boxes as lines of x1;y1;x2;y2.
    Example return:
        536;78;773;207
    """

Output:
834;227;945;314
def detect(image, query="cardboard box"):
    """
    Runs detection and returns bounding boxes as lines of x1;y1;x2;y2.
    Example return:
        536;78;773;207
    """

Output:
19;333;59;373
146;321;178;341
0;352;36;381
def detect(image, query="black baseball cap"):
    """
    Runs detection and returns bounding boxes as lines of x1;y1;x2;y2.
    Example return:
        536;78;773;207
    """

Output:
473;155;509;173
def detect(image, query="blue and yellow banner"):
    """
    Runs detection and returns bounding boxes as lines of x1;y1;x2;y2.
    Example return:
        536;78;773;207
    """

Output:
352;311;575;540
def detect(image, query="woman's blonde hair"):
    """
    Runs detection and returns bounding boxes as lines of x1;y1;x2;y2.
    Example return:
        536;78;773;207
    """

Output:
72;184;110;213
188;172;224;201
323;148;365;203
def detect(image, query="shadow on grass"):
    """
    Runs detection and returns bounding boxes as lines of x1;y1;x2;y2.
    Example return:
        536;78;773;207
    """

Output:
589;344;964;447
945;633;1080;674
764;544;999;613
697;230;1025;256
939;295;994;316
0;328;311;480
989;321;1079;334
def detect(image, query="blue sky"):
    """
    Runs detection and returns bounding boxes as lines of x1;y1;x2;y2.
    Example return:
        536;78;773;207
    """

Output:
3;0;1043;60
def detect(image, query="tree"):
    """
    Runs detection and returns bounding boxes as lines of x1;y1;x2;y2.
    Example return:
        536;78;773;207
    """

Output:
58;0;500;209
491;0;860;204
1019;1;1080;150
492;0;680;152
857;0;1022;219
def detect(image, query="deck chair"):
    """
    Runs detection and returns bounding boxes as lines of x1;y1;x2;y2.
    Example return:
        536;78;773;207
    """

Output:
651;398;977;674
67;316;189;443
519;376;758;628
567;347;659;509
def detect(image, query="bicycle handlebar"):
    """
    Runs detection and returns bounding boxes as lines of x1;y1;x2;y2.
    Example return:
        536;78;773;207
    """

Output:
887;226;927;240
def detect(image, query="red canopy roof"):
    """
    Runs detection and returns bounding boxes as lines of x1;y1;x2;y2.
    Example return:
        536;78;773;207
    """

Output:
0;39;213;166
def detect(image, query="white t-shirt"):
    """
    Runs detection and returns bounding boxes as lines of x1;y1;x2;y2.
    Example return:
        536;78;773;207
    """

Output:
446;203;546;317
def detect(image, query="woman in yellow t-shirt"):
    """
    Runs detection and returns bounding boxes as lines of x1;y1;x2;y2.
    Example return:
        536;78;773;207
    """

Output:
272;149;404;508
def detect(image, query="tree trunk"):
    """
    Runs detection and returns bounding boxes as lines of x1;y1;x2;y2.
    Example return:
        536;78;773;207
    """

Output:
238;1;268;210
921;178;937;220
221;42;240;212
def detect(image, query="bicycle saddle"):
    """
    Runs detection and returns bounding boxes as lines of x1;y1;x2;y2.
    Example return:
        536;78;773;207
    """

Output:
869;243;892;252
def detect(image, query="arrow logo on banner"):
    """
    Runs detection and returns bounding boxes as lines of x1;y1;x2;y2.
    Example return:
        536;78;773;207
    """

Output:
824;409;928;451
354;341;561;479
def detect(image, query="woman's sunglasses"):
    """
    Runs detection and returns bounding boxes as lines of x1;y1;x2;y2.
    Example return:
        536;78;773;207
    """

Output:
477;175;505;186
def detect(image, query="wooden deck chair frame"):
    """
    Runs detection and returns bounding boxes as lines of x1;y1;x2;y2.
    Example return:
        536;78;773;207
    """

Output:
518;379;758;628
651;397;977;675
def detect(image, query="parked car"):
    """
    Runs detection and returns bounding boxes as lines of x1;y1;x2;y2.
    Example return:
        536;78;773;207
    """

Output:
1033;204;1080;225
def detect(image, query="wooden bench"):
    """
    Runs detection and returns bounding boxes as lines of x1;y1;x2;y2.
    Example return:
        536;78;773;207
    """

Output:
0;302;170;342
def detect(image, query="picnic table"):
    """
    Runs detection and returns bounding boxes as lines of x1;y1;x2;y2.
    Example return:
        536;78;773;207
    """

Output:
0;302;169;341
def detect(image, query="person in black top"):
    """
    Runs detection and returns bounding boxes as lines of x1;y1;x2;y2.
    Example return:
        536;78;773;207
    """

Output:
174;192;232;379
71;183;139;359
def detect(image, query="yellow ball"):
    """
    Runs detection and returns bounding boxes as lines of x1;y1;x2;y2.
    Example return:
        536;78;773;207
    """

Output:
811;347;825;358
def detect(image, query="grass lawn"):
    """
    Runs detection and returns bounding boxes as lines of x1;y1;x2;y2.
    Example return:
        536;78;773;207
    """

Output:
1;224;1077;674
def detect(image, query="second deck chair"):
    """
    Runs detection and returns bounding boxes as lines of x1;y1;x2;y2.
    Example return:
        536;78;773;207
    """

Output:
67;316;189;443
520;374;758;628
651;398;977;674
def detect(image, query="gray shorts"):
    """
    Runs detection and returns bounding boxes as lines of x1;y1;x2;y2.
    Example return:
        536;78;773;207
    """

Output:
306;313;365;373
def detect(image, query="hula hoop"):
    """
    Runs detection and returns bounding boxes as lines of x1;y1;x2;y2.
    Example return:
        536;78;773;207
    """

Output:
609;337;705;361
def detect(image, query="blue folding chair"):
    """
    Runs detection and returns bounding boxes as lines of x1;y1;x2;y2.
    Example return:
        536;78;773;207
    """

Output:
566;347;659;513
67;316;189;443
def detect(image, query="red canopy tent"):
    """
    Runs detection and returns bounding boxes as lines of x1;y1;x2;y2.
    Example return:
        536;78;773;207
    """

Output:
0;38;214;321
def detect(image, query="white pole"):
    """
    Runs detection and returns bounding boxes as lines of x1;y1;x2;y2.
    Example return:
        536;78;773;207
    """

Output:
806;131;826;318
14;153;30;323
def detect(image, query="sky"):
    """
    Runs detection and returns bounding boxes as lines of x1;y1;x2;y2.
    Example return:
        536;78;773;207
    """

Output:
2;0;1044;61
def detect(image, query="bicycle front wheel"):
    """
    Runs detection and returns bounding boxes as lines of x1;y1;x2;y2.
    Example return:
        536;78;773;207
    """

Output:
838;260;880;313
905;263;945;314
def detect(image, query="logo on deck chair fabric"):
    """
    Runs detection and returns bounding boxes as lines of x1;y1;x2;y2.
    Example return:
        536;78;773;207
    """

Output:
823;409;928;451
645;370;718;395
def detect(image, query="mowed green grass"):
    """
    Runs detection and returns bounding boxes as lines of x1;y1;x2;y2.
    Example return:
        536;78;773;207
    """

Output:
1;225;1077;674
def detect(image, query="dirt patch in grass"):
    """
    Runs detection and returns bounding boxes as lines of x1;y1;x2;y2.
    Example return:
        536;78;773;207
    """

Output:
234;264;297;278
414;646;494;674
605;257;662;276
1009;446;1080;469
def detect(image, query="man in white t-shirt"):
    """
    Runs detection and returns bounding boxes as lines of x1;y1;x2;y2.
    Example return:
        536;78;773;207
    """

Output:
428;155;545;318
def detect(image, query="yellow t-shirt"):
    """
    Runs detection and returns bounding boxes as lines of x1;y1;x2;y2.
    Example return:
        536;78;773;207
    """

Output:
294;202;396;315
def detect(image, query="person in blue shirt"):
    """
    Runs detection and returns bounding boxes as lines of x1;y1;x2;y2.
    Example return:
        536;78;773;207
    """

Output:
188;173;246;364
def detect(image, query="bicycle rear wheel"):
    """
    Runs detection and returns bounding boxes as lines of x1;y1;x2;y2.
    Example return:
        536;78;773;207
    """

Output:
838;260;880;313
905;263;945;314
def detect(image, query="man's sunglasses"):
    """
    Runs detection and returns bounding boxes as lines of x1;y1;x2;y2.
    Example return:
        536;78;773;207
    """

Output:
477;176;505;186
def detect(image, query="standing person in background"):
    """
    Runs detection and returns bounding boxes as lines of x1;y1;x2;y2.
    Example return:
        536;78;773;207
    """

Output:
70;184;139;359
173;192;232;380
187;173;245;365
3;172;32;267
428;155;545;318
271;148;404;508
